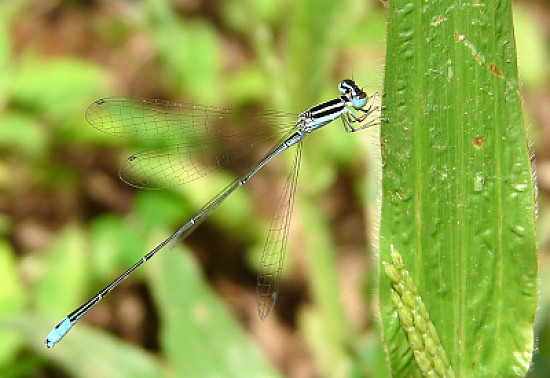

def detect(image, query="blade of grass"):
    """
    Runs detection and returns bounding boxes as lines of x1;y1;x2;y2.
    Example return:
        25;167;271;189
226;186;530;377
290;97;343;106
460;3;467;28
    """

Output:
378;0;537;376
148;242;280;377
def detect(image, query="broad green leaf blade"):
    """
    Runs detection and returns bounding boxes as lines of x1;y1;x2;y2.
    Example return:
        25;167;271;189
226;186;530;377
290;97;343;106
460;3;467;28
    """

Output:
299;199;353;376
148;243;280;377
35;226;88;319
378;1;537;377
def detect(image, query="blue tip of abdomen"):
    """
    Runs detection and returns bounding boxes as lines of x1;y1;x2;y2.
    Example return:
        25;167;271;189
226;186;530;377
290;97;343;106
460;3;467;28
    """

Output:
45;317;73;348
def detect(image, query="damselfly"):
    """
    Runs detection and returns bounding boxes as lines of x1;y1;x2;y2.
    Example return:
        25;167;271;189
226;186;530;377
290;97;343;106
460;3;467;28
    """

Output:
45;79;383;348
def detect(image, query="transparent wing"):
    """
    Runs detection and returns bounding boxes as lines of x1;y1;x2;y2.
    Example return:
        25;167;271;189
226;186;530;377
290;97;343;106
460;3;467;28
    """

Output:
85;97;298;188
117;131;268;188
256;142;302;319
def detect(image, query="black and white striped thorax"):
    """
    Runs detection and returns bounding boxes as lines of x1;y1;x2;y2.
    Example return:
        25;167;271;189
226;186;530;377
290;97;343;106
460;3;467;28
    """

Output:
299;96;348;132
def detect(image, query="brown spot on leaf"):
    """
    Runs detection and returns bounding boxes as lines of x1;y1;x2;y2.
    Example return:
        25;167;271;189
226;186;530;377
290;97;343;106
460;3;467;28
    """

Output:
473;136;485;148
488;64;503;78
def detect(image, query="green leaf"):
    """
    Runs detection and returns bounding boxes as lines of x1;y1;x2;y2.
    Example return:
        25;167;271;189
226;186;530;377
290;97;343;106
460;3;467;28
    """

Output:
0;112;48;158
226;64;268;105
10;56;106;123
145;0;222;103
148;243;280;377
300;198;350;338
134;190;192;230
378;1;537;377
89;215;146;282
221;0;285;34
0;241;25;365
2;316;164;378
174;171;260;241
35;225;88;318
284;0;342;110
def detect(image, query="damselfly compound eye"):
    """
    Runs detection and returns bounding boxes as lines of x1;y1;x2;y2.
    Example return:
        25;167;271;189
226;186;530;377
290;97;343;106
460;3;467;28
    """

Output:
352;92;368;109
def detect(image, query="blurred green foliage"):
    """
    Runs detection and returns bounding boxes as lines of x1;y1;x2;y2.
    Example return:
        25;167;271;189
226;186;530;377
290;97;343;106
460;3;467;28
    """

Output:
0;0;387;377
0;0;548;377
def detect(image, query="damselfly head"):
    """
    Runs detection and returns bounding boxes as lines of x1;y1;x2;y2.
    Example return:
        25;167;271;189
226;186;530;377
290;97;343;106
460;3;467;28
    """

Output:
338;79;356;95
338;79;368;109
